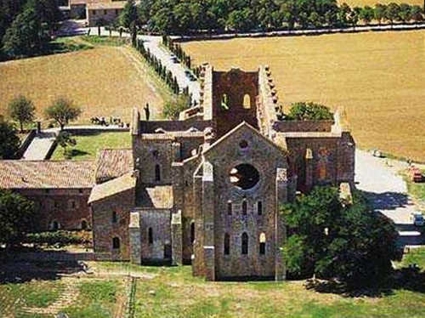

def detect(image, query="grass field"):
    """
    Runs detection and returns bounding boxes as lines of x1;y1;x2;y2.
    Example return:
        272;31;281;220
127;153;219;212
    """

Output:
0;37;166;126
50;131;131;160
182;30;425;161
338;0;423;6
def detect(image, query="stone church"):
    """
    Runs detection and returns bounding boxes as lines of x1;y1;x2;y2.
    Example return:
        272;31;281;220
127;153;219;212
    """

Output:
0;65;355;281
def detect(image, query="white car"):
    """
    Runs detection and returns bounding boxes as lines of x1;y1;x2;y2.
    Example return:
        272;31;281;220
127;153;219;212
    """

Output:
410;212;424;226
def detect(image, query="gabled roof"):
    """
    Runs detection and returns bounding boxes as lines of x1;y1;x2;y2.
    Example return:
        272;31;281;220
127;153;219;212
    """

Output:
203;121;286;155
88;172;136;204
95;148;133;183
136;185;173;209
0;160;95;189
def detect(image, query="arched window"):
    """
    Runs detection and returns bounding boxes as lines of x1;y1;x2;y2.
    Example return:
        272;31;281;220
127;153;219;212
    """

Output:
51;220;60;231
241;232;248;255
112;237;120;249
259;233;266;255
148;227;153;244
257;201;263;216
112;211;118;223
81;220;88;230
155;164;161;181
190;222;195;244
224;233;230;255
227;201;232;215
242;200;247;215
243;94;251;109
221;94;229;110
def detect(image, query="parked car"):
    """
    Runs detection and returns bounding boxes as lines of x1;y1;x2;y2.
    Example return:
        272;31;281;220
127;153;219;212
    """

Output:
410;212;424;226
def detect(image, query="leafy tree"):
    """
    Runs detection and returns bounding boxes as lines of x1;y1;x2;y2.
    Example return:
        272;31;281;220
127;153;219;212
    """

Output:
282;187;398;288
410;5;424;23
120;0;139;29
163;95;190;120
8;95;35;132
2;5;43;58
56;131;76;158
287;102;333;121
398;3;412;23
0;189;36;248
359;6;374;25
44;97;82;130
0;119;20;159
374;4;387;25
385;2;401;24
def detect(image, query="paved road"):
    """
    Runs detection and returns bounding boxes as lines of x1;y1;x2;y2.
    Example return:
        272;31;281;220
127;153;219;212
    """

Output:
355;150;423;247
22;132;57;160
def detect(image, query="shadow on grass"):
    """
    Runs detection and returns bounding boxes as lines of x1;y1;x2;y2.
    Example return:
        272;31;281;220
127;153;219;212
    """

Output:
304;266;425;298
69;149;90;158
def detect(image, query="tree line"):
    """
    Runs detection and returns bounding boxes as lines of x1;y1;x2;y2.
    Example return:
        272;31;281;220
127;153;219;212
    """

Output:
0;0;62;60
122;0;424;35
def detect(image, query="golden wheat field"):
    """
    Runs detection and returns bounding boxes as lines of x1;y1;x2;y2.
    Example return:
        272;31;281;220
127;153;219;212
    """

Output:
183;30;425;161
0;46;164;125
339;0;423;6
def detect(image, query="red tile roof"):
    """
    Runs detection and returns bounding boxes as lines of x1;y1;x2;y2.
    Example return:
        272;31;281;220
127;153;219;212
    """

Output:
0;161;95;189
95;149;133;183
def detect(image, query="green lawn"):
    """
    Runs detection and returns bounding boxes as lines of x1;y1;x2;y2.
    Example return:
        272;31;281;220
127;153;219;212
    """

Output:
50;132;131;160
63;280;121;318
131;266;425;318
0;280;63;317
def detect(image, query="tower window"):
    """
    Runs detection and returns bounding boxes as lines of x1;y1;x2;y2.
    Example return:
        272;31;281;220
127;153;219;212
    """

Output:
112;237;120;249
227;201;232;215
242;232;248;255
257;201;262;216
112;211;118;223
81;220;88;230
155;164;161;181
190;222;195;244
243;94;251;109
242;200;247;215
148;227;153;244
224;233;230;255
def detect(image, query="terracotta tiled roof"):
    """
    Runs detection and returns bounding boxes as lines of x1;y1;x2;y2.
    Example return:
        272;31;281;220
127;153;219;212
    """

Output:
88;172;136;203
95;149;133;183
0;161;95;189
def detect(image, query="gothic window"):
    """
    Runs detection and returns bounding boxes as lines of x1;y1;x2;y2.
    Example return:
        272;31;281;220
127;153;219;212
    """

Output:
148;227;153;244
243;94;251;109
112;211;118;223
51;220;60;231
81;220;88;230
224;233;230;255
190;222;195;244
221;94;229;110
259;233;266;255
227;201;232;215
155;164;161;181
103;10;107;15
112;237;120;249
257;201;263;216
241;232;248;255
242;200;247;215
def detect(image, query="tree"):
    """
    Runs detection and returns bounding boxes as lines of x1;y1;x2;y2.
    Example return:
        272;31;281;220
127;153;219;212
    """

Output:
163;95;190;120
398;3;412;23
56;131;76;159
120;0;139;29
359;6;374;25
0;119;20;159
2;5;43;58
0;189;36;248
8;95;35;132
374;4;387;25
282;187;398;288
410;5;424;23
287;102;334;121
385;2;401;25
44;97;81;130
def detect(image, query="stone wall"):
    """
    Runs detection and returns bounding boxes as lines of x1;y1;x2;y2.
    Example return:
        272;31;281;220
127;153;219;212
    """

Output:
139;119;212;134
91;187;135;261
16;188;92;231
87;8;122;27
272;120;334;132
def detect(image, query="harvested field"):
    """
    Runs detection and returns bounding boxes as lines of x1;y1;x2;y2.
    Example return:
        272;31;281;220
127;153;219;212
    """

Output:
0;42;165;125
182;30;425;161
338;0;423;6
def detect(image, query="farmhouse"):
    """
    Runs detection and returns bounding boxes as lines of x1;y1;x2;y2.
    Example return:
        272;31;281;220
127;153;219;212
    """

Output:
65;0;127;26
0;65;355;281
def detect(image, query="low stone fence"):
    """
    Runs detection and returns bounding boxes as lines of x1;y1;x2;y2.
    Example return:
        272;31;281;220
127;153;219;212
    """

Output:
16;129;36;158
